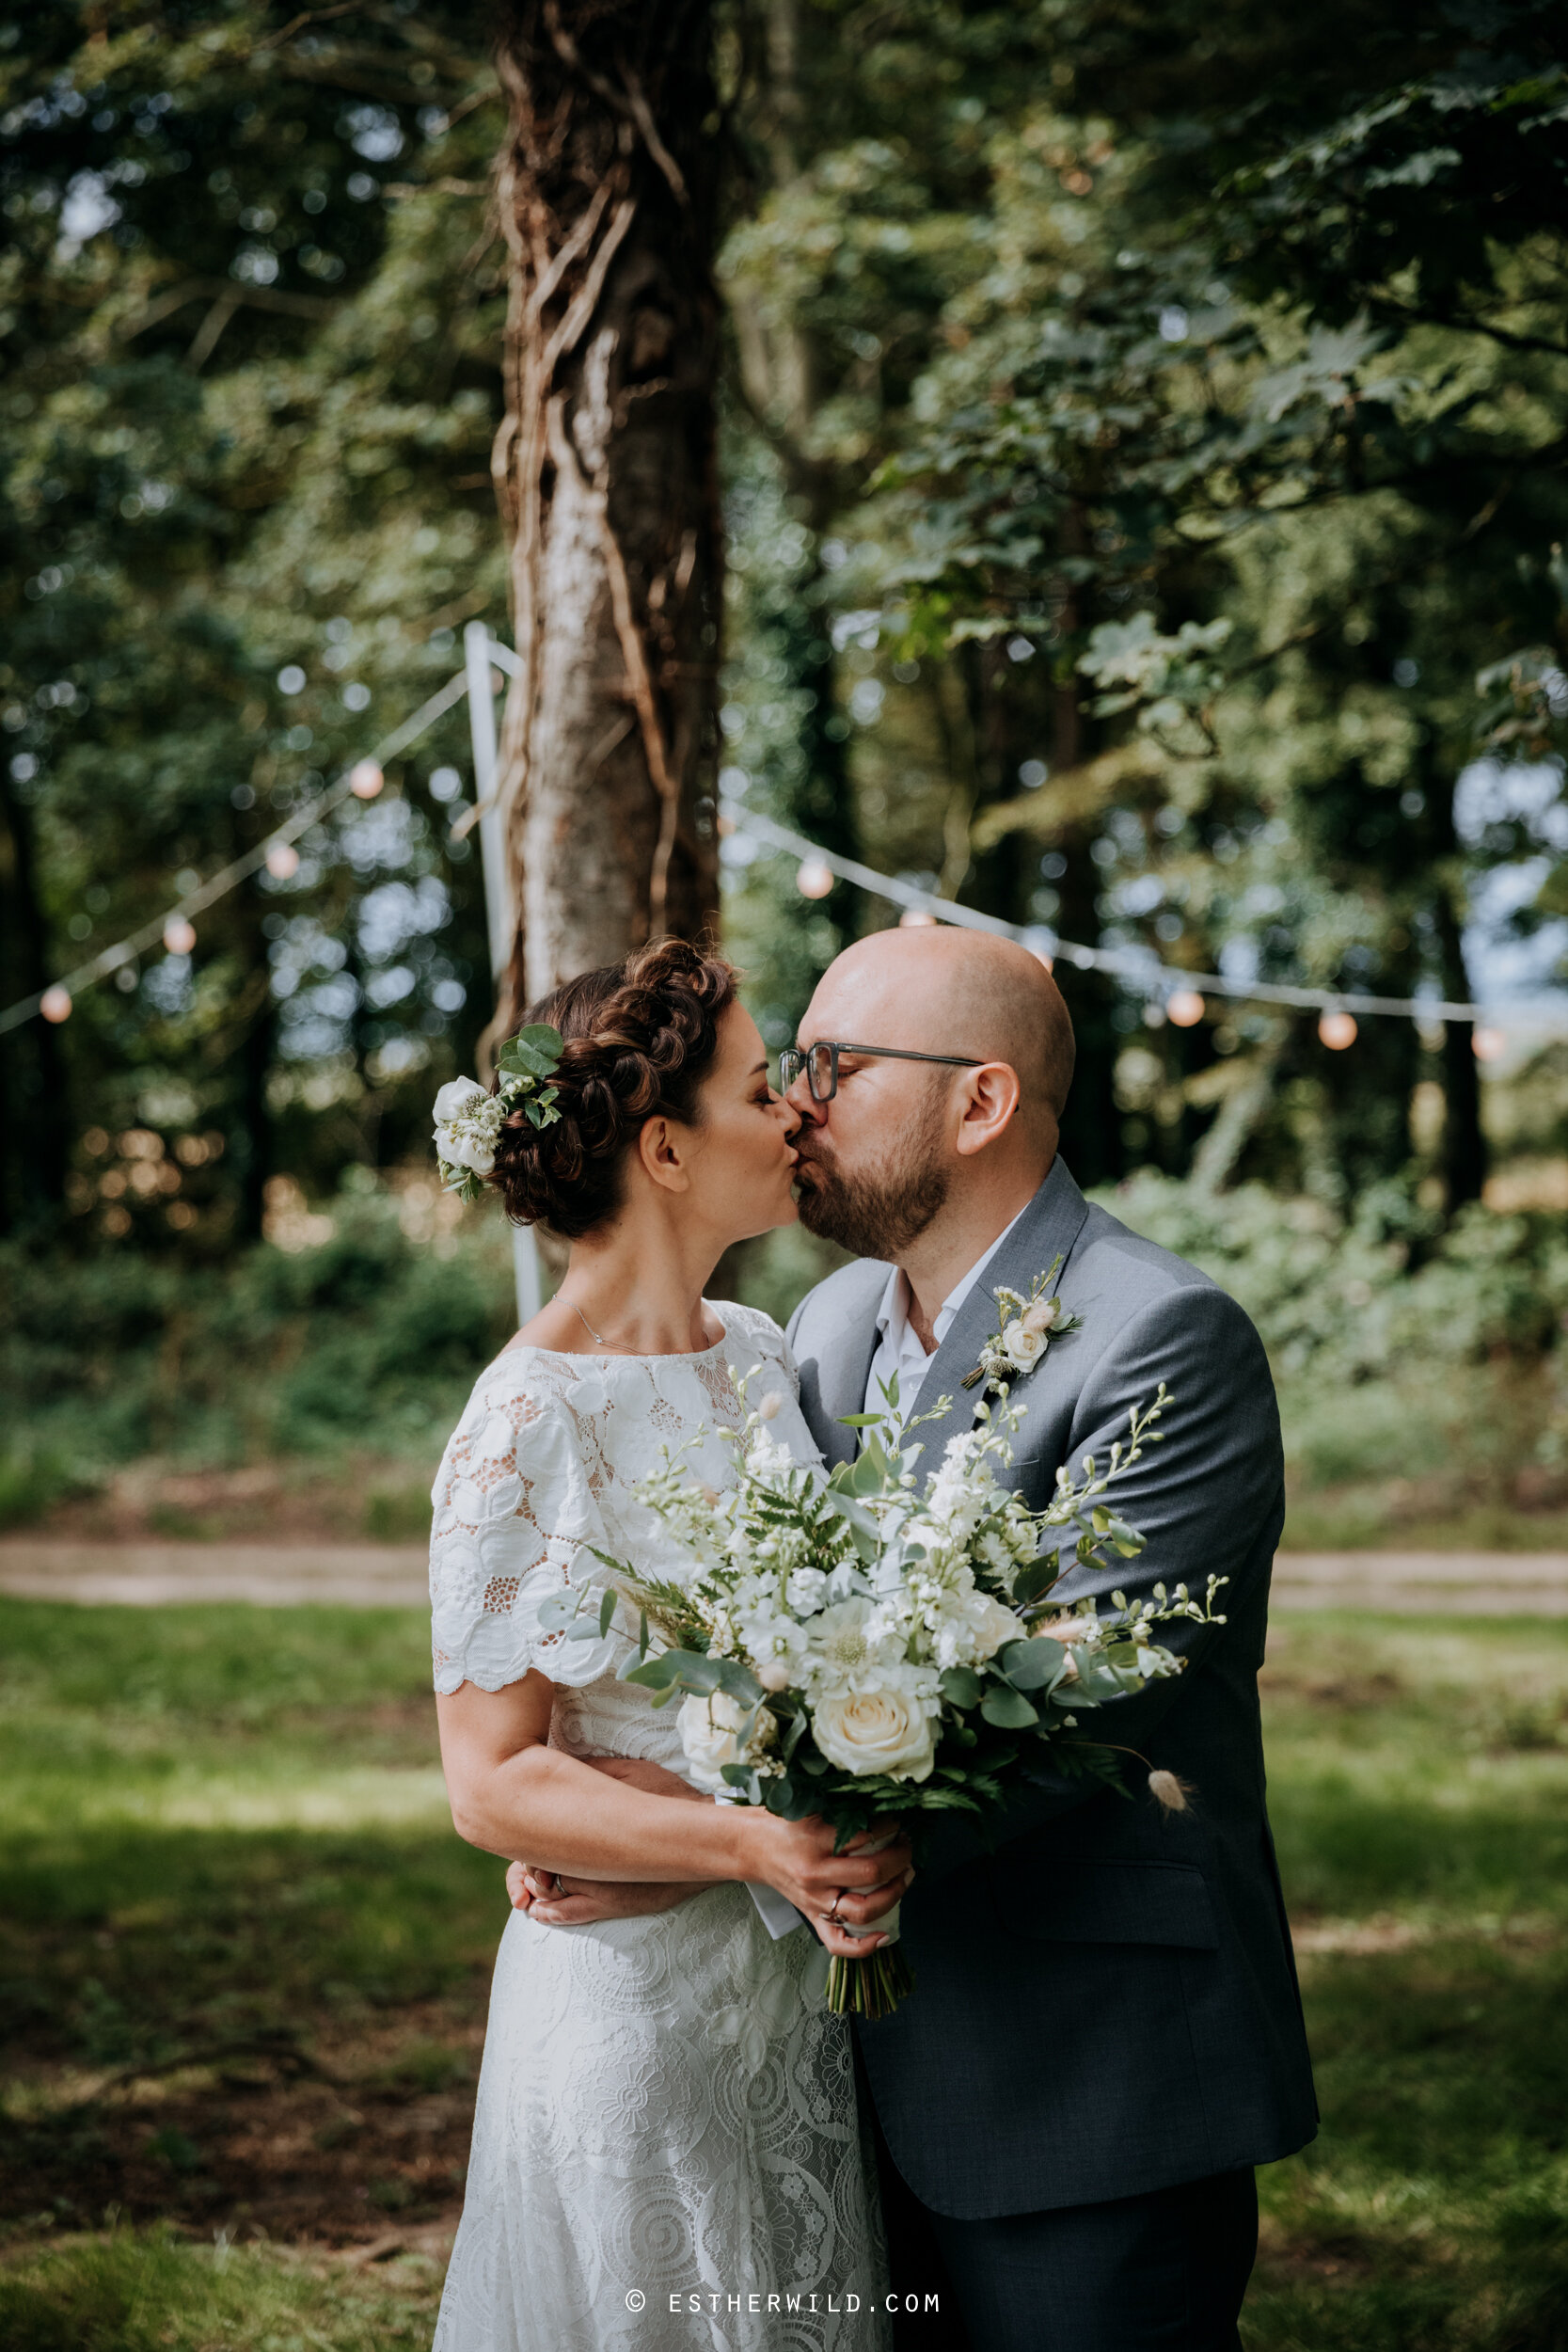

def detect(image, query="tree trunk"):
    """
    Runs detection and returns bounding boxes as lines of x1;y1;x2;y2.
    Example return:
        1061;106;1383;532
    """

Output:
0;767;70;1235
1426;748;1485;1211
490;0;722;1019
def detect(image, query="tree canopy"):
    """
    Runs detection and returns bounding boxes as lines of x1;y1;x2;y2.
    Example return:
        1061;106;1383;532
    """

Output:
3;0;1565;1252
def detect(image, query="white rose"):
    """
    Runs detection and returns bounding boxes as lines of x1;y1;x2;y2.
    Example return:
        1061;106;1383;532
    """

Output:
813;1686;936;1782
678;1691;774;1793
1003;1321;1047;1372
965;1592;1026;1661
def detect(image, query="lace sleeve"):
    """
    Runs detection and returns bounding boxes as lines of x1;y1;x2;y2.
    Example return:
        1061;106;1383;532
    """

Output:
429;1356;627;1695
715;1300;801;1404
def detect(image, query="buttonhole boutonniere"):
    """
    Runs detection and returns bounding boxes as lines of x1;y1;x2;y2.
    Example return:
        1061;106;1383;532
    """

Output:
960;1252;1081;1397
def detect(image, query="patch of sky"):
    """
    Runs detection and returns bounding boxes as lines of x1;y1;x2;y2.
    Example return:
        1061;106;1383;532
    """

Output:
1454;757;1568;1005
341;103;404;161
356;876;450;960
1218;936;1260;983
1114;874;1164;917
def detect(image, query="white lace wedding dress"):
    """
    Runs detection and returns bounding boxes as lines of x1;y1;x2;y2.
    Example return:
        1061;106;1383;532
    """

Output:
429;1302;889;2352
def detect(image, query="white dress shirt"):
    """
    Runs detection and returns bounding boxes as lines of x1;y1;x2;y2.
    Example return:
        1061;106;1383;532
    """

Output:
862;1203;1030;1425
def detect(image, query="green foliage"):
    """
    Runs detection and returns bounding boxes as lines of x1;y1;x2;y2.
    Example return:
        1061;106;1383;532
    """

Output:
0;1447;78;1531
0;1181;515;1473
3;0;1567;1287
0;2230;442;2352
0;4;503;1240
1105;1170;1568;1536
1103;1170;1568;1385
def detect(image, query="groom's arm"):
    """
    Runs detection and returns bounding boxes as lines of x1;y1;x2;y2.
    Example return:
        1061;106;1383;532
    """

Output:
913;1279;1283;1883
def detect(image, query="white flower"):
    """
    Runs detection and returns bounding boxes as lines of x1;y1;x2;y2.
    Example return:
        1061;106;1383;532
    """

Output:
1003;1321;1048;1373
803;1597;903;1693
1022;1295;1061;1336
813;1685;936;1782
965;1591;1026;1661
433;1076;488;1125
758;1390;784;1422
785;1565;828;1614
677;1691;775;1794
433;1076;504;1176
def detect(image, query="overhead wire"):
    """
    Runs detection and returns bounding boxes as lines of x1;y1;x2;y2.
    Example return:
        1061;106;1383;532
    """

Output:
3;628;1564;1046
722;802;1568;1040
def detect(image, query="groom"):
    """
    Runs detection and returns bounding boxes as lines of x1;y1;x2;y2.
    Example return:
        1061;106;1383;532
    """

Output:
778;926;1316;2350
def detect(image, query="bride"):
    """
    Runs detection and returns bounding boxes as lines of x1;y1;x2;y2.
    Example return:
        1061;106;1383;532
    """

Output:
428;938;907;2352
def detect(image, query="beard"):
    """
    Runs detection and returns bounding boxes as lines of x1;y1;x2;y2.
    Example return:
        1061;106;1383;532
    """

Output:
794;1088;950;1260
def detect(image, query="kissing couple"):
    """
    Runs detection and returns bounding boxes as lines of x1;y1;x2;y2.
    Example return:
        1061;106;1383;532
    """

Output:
427;926;1316;2352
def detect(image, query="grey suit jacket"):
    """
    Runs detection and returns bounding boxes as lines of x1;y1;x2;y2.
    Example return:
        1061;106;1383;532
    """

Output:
786;1156;1318;2219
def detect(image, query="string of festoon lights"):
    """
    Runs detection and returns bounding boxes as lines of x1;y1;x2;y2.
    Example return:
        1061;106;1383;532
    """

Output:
721;800;1558;1060
2;639;1560;1059
0;668;471;1039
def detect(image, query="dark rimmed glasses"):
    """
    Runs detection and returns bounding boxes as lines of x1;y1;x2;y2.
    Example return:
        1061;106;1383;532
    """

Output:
778;1040;982;1104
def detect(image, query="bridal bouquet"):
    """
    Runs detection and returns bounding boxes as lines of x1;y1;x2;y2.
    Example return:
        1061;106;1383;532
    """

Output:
542;1377;1226;2019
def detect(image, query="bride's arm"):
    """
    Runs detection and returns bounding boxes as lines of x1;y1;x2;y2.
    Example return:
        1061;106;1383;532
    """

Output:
437;1673;911;1955
510;1756;708;1921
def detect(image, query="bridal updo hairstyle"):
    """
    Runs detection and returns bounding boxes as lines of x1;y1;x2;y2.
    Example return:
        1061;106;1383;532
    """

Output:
488;937;738;1240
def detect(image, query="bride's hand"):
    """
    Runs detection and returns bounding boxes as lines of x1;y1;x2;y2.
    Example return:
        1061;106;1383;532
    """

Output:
739;1814;913;1958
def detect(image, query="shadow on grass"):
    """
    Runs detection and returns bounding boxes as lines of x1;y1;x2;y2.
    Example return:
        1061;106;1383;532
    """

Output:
5;1604;1568;2347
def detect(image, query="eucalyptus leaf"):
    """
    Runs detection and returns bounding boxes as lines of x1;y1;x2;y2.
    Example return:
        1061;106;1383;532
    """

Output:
981;1683;1039;1729
999;1637;1067;1692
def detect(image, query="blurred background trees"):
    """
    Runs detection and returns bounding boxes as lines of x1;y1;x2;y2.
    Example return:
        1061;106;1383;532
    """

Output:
3;0;1567;1522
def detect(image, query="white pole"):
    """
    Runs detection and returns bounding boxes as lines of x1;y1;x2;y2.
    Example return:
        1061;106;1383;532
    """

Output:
464;621;542;1329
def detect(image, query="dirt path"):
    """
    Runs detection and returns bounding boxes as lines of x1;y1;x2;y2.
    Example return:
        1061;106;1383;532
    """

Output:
0;1540;430;1607
4;1539;1568;1612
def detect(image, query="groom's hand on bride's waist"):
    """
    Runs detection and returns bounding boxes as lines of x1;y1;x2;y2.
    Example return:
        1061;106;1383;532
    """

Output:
509;1859;710;1923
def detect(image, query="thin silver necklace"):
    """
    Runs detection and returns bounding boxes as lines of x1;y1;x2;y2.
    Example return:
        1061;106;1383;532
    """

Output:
562;1294;708;1356
565;1295;613;1349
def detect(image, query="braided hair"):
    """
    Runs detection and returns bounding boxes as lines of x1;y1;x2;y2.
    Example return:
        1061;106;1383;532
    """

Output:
488;937;738;1239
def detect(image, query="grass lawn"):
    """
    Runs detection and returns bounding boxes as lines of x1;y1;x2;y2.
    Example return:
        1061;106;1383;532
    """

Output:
1;1600;1566;2349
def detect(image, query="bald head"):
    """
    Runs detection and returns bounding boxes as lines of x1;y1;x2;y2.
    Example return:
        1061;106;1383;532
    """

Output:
806;927;1076;1131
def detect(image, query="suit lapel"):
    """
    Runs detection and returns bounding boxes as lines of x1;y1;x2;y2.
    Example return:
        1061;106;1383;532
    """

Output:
908;1156;1093;1470
812;1267;885;1468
